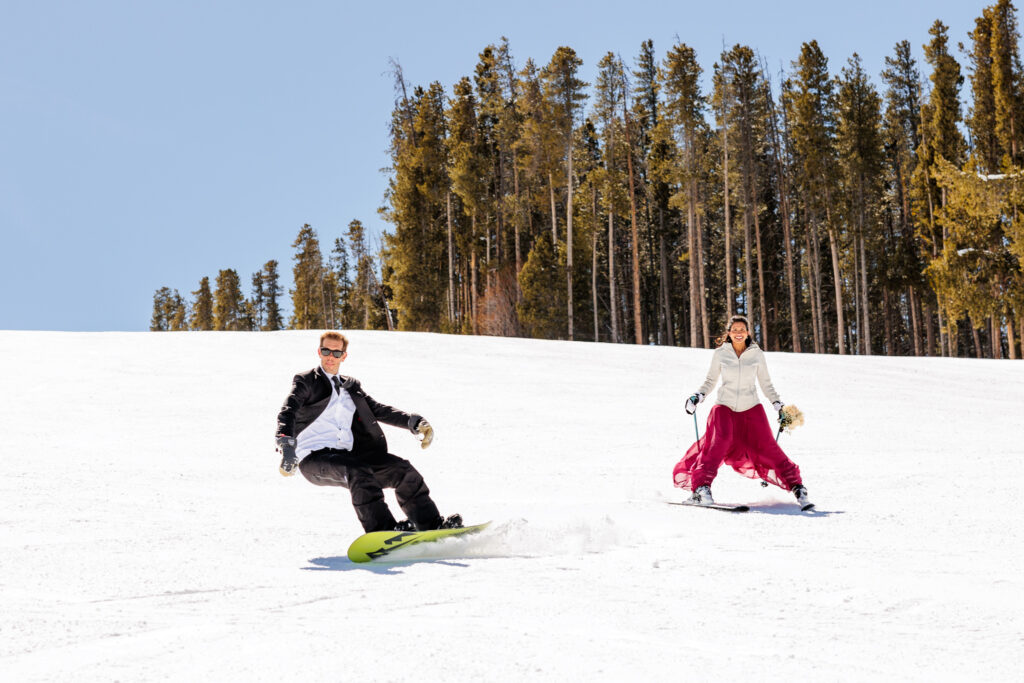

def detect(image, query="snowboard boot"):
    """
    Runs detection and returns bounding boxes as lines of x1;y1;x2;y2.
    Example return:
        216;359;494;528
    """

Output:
394;519;416;532
792;485;814;511
692;485;715;506
440;513;464;529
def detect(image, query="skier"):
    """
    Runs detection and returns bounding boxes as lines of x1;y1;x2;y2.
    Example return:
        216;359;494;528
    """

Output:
673;315;813;509
275;331;462;533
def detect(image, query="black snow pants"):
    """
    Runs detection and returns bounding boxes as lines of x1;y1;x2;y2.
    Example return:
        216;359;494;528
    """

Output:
298;448;442;533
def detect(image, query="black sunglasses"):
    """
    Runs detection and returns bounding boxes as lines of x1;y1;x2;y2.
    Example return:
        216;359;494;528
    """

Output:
319;347;345;358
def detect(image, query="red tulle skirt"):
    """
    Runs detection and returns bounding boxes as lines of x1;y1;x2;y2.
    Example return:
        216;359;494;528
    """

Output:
673;404;802;491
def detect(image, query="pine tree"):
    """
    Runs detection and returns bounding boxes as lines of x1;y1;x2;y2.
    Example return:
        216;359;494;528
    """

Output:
593;52;628;343
152;287;189;330
447;76;487;332
151;287;172;331
916;20;967;356
248;271;265;331
763;59;802;352
634;39;677;346
517;233;566;338
330;235;353;329
881;40;926;356
261;260;283;331
968;12;1000;173
837;53;884;354
543;46;588;340
168;290;187;330
990;0;1023;167
516;58;562;249
190;277;214;331
348;219;385;330
384;82;448;331
662;42;707;347
718;45;770;344
213;268;244;331
784;40;845;353
289;224;325;330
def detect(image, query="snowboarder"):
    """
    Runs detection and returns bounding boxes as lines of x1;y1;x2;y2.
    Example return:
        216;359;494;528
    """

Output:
275;331;462;533
673;315;812;509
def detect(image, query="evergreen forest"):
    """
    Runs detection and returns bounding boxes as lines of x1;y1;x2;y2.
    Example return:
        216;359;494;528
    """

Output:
153;1;1024;360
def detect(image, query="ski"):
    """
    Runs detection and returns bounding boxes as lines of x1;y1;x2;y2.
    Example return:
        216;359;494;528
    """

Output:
669;501;750;512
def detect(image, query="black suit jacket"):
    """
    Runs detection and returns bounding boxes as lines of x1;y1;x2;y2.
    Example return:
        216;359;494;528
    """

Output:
276;366;422;458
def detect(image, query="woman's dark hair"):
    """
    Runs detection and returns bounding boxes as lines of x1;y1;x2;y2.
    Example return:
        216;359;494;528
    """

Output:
715;315;753;348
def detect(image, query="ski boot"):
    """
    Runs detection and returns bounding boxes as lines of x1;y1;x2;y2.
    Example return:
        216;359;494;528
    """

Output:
792;485;814;511
440;514;463;529
691;485;715;506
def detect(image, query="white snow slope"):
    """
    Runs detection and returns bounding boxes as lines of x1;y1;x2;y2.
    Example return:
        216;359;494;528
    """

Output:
1;330;1022;682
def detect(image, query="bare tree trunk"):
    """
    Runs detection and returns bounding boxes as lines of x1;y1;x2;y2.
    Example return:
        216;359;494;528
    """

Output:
624;109;643;345
824;202;846;355
688;183;698;347
608;208;618;343
765;77;800;352
566;141;574;341
723;125;733;318
991;315;1002;359
593;231;600;342
754;206;768;351
513;152;523;301
660;228;674;346
548;172;558;246
697;204;710;347
883;288;894;355
908;286;921;356
970;316;983;358
1019;316;1024;360
446;192;455;324
743;207;754;322
1007;312;1018;359
859;198;871;354
471;213;479;335
923;300;935;356
593;185;600;342
807;230;822;354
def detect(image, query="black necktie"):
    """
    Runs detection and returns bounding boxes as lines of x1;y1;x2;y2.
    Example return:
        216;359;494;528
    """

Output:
332;376;342;394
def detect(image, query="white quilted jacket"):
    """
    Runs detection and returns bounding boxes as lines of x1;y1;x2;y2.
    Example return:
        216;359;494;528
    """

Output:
695;343;781;412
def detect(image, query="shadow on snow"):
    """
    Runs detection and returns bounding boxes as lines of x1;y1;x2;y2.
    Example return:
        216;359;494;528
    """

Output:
303;556;470;573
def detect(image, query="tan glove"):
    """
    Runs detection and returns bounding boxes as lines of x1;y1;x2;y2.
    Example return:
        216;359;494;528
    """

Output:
416;419;434;449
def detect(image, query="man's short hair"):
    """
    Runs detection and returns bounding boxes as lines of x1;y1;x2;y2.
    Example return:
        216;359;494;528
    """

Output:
319;331;349;353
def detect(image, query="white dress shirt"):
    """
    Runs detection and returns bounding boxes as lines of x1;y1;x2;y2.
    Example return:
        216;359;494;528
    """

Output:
295;374;357;457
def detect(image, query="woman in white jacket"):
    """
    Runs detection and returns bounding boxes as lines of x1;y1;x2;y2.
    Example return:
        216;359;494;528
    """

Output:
672;315;811;509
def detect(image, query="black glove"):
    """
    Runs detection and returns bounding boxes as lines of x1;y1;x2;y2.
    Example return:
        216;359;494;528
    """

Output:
276;435;298;476
684;392;705;415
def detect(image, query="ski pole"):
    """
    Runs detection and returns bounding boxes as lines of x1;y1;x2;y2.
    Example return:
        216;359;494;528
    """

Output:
760;417;786;488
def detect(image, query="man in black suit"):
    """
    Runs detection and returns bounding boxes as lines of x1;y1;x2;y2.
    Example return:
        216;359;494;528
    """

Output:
275;331;460;533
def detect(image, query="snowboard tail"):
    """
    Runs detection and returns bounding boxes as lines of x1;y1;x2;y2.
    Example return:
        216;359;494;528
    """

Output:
347;522;491;563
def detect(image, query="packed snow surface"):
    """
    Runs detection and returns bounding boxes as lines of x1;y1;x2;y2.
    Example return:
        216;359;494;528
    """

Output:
1;330;1022;681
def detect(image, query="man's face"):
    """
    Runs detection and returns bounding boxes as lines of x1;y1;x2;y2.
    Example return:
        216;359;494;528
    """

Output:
318;339;347;374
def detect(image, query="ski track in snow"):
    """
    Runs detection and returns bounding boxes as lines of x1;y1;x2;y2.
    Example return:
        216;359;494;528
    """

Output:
1;330;1022;681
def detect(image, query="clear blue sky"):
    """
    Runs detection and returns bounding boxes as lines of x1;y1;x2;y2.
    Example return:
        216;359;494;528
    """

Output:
1;0;991;331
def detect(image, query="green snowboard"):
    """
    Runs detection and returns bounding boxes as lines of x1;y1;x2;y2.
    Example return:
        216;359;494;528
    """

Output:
346;522;492;563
